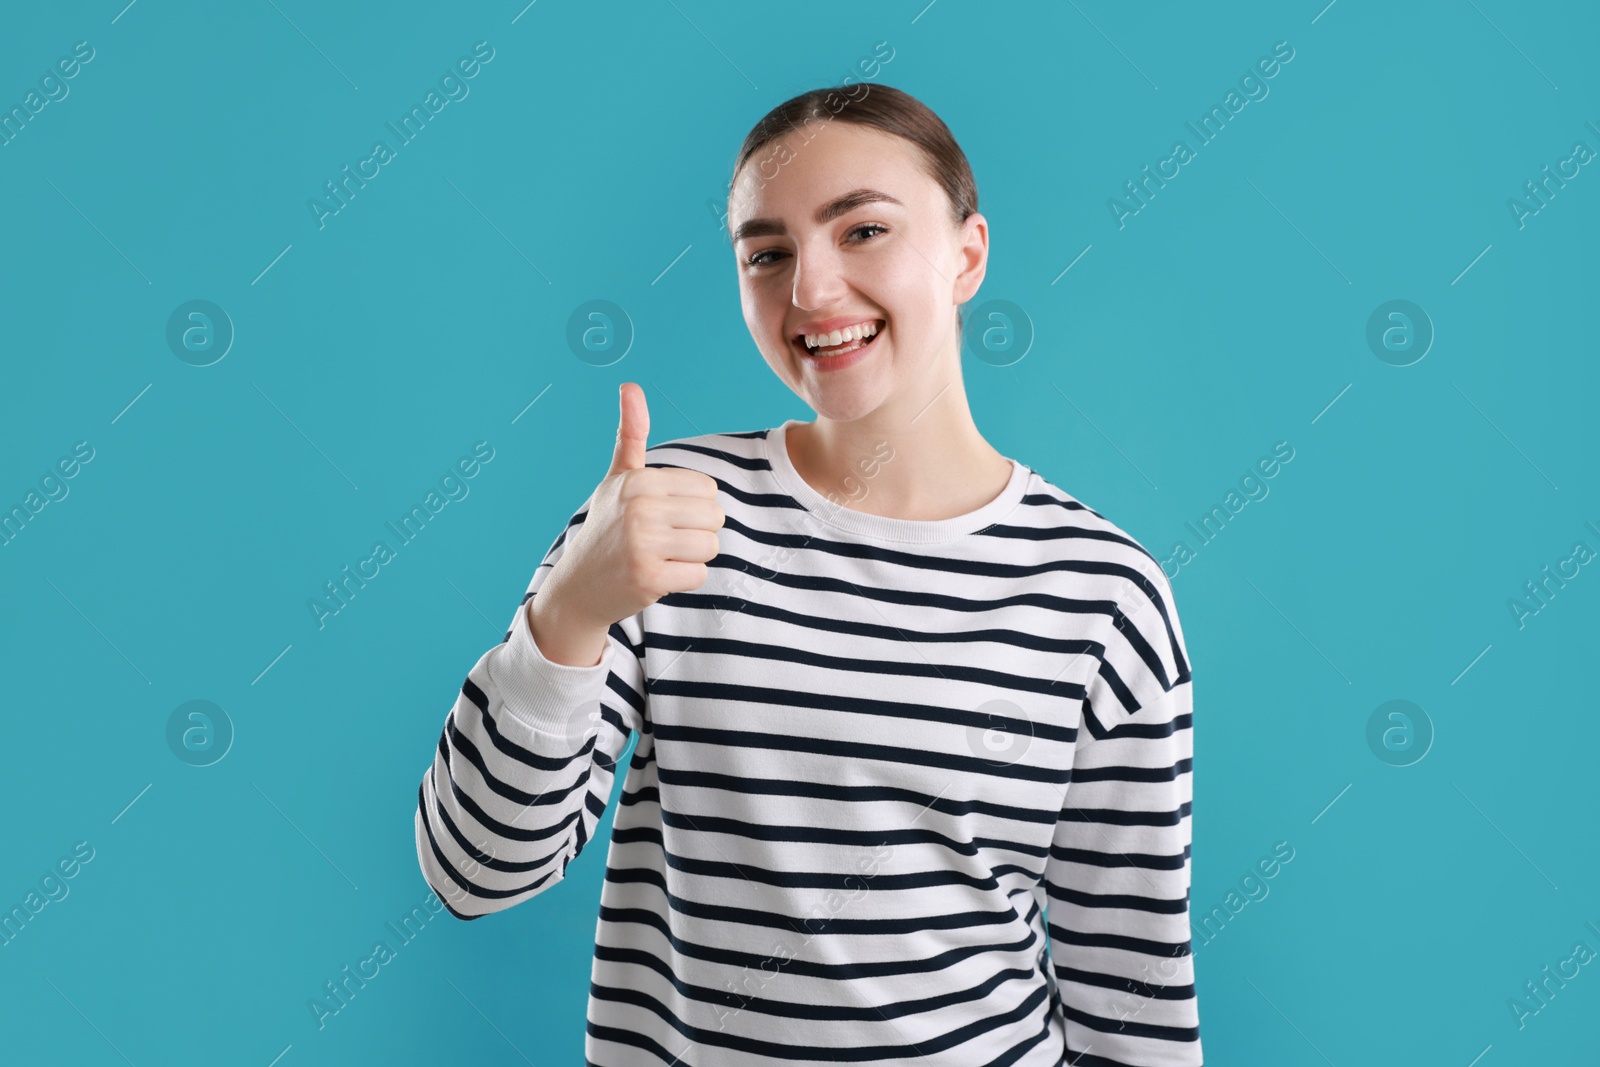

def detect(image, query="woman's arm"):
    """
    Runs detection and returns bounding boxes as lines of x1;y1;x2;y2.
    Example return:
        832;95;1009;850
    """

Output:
1045;569;1202;1066
414;492;647;920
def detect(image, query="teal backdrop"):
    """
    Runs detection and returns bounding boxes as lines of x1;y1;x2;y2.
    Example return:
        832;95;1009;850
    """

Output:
2;1;1596;1063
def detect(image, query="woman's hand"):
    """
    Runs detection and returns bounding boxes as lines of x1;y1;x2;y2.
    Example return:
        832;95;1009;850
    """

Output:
531;383;724;663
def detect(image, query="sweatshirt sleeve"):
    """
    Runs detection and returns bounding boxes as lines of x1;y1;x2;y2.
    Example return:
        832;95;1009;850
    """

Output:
414;490;647;920
1045;562;1202;1066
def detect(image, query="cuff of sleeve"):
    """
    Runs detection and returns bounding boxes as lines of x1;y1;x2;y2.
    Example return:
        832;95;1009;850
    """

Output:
489;596;617;740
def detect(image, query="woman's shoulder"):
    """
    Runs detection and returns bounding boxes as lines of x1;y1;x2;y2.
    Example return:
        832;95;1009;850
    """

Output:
1012;466;1174;593
1018;468;1190;687
641;425;775;475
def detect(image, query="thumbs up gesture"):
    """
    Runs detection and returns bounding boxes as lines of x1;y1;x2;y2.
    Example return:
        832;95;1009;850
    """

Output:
537;383;725;643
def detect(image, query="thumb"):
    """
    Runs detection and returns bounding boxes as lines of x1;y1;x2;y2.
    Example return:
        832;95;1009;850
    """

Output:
608;382;649;475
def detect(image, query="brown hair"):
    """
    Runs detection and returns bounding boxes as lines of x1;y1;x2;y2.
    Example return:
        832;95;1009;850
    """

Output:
728;83;980;333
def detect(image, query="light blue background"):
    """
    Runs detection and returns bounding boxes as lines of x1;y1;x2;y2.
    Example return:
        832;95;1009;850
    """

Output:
1;1;1596;1064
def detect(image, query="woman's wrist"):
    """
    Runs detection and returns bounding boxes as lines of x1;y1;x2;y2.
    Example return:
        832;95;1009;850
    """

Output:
525;582;611;668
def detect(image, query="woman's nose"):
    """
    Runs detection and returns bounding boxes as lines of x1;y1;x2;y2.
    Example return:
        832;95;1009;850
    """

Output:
791;244;848;311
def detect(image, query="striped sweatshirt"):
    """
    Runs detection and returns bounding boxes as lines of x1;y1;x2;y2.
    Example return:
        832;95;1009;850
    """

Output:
414;418;1202;1067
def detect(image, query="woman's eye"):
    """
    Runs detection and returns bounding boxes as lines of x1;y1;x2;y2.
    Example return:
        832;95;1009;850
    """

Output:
744;224;890;269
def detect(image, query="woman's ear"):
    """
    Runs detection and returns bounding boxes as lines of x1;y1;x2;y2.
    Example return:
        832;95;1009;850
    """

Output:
952;212;988;306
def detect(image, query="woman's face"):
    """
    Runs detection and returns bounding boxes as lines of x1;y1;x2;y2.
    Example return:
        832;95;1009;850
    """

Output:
728;119;987;424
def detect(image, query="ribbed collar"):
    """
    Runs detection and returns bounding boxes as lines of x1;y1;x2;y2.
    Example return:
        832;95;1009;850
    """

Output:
762;419;1031;544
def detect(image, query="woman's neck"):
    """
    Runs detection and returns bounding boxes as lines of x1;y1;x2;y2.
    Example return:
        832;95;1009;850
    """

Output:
786;384;1014;522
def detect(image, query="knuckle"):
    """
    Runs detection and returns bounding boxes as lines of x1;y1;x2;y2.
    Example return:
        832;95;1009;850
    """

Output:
622;503;652;534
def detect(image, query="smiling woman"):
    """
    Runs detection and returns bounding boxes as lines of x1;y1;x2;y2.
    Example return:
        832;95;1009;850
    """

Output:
416;83;1203;1067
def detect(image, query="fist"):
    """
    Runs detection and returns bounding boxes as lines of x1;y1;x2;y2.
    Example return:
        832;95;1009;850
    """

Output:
547;382;724;630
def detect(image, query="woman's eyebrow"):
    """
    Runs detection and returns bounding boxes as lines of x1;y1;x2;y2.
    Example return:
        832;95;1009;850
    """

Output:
731;187;904;243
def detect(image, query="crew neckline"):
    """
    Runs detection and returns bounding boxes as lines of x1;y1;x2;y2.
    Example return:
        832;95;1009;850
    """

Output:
762;419;1031;544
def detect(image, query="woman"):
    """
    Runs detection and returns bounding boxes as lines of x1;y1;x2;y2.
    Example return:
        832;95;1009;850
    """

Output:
416;83;1202;1067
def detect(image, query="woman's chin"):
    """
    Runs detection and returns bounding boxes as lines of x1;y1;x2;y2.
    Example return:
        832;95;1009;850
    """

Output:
802;385;891;424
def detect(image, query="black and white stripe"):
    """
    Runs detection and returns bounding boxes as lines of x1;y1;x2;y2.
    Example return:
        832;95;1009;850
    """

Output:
415;420;1201;1066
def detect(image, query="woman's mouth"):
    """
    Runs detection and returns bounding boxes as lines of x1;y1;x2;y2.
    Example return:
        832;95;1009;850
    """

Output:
793;320;885;373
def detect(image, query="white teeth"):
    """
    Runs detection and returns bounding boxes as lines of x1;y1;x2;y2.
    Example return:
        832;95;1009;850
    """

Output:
804;321;879;349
